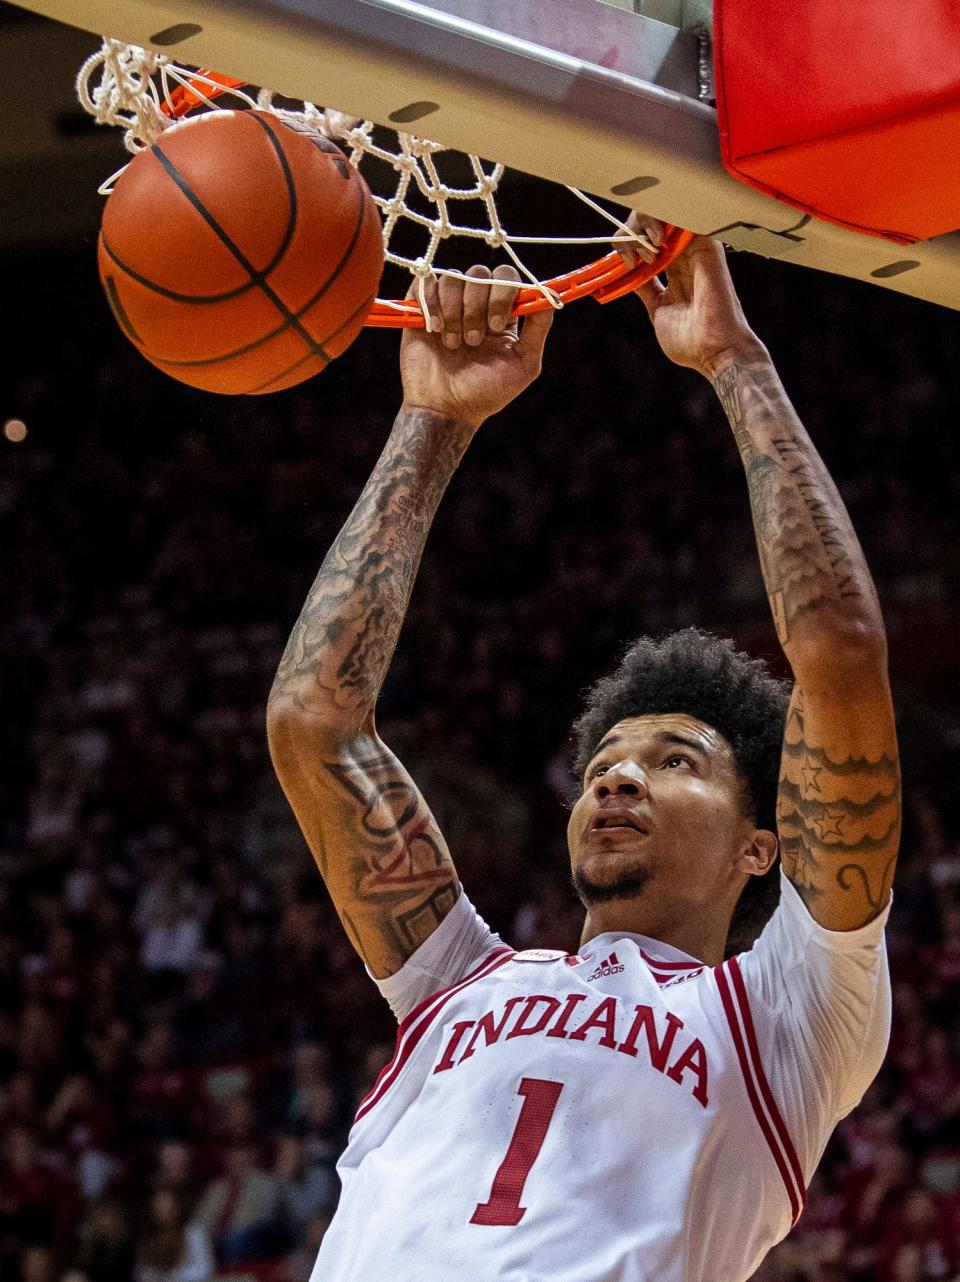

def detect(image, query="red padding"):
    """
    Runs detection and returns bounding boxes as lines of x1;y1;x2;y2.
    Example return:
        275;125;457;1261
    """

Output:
713;0;960;244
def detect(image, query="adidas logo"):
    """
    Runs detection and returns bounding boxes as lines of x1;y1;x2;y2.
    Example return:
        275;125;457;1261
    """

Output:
587;951;625;981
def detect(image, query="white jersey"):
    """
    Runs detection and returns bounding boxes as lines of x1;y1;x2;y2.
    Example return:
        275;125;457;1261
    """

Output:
314;872;890;1282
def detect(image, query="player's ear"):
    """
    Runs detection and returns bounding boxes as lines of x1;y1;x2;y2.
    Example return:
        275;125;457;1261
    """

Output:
739;828;778;878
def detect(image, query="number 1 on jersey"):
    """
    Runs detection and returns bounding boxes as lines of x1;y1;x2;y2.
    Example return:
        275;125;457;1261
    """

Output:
470;1077;564;1227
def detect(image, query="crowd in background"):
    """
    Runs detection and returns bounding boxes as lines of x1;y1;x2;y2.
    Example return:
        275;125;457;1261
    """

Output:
2;240;960;1282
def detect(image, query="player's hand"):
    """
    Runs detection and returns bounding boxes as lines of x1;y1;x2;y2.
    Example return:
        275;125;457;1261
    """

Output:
400;264;553;432
619;213;765;378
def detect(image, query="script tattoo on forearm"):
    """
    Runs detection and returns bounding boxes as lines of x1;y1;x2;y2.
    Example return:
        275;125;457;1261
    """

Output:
320;744;458;967
712;359;881;650
269;406;471;721
777;690;900;926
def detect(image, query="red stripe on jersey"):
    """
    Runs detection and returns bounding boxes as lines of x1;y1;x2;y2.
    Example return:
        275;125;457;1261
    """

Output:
728;956;807;1210
715;962;804;1224
640;949;702;970
355;947;515;1123
397;945;514;1040
647;970;681;985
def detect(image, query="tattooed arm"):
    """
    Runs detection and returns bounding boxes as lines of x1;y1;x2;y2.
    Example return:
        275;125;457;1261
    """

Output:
267;267;552;977
629;227;899;931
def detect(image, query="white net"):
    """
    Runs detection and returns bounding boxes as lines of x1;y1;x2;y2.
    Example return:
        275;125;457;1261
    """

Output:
76;39;655;317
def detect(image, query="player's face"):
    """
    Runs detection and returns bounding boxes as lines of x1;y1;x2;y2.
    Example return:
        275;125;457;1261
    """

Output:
567;712;759;925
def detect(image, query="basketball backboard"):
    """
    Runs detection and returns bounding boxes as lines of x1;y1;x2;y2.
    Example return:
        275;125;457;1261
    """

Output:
7;0;960;310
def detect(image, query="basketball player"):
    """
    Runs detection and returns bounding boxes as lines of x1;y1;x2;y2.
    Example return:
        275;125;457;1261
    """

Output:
266;232;899;1281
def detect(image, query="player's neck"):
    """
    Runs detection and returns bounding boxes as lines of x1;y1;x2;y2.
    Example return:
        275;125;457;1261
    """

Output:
579;904;727;968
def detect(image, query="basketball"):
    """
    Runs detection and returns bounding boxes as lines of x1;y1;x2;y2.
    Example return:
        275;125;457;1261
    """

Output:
97;109;384;395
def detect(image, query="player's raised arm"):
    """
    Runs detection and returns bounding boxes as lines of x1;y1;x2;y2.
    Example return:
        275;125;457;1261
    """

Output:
627;224;900;932
266;267;552;977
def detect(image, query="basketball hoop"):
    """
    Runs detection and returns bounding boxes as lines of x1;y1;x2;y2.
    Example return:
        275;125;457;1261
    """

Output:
76;40;693;329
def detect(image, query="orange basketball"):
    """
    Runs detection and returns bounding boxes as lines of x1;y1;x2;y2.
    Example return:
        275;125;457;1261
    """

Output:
97;110;384;395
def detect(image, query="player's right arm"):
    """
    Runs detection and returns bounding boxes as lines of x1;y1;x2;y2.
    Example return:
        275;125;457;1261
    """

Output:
624;222;899;933
266;267;552;979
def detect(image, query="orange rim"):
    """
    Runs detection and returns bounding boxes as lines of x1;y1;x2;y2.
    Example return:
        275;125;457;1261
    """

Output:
161;72;245;120
365;227;695;327
159;81;694;326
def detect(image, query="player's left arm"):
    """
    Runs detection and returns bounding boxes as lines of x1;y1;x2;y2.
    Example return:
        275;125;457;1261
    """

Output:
715;354;899;932
627;225;900;931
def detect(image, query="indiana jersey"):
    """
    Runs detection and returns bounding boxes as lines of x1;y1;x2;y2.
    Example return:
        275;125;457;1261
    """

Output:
314;872;890;1282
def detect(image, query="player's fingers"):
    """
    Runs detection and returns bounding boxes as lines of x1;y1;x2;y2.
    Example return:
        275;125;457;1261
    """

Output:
516;306;554;370
462;265;493;346
616;211;664;267
615;212;644;268
634;214;665;264
438;272;466;348
406;272;442;333
659;234;723;297
634;276;667;319
671;233;729;288
488;264;521;334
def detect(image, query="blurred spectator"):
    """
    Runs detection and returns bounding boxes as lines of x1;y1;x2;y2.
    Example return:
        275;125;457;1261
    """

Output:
129;1025;203;1147
875;1188;956;1281
75;1200;134;1282
0;1127;76;1276
271;1215;330;1282
16;1004;64;1093
133;1192;212;1282
902;1029;960;1150
271;1135;337;1243
0;1075;42;1132
45;1077;122;1202
210;1091;258;1154
843;1142;914;1279
139;906;204;979
195;1144;280;1266
278;1044;331;1131
171;958;238;1067
19;1246;54;1282
926;901;960;1007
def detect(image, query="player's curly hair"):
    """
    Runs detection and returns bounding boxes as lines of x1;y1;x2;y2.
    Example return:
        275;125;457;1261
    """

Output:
570;627;792;957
